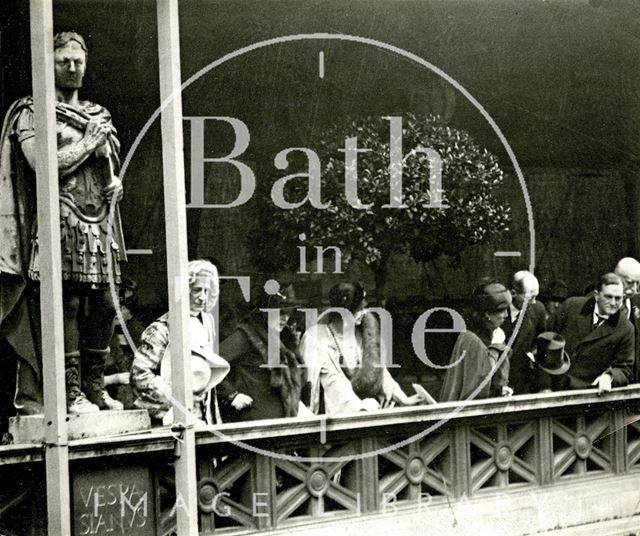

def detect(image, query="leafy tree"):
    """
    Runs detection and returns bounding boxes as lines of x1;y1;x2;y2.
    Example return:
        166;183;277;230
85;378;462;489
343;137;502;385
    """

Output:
254;113;511;304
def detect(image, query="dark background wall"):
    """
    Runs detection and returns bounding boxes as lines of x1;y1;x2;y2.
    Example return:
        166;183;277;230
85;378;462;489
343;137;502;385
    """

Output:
2;0;639;309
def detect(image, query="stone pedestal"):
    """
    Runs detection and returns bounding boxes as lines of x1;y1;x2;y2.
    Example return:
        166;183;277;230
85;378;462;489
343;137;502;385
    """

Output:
8;410;151;444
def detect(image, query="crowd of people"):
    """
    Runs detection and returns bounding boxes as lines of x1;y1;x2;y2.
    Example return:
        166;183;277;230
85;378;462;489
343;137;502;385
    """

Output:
438;260;638;404
117;255;640;426
129;261;424;425
4;249;640;428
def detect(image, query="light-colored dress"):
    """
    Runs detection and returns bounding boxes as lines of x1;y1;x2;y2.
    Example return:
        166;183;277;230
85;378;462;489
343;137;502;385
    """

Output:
302;323;401;416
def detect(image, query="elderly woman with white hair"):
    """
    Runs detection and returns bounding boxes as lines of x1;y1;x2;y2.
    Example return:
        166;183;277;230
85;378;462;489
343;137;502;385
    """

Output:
131;259;230;425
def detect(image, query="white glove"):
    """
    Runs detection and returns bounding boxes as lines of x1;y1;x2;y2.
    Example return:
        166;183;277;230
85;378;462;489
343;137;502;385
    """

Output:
230;393;253;411
592;373;612;395
360;398;380;412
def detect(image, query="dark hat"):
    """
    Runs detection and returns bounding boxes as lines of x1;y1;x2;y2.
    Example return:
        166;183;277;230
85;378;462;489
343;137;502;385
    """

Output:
328;282;366;313
527;331;571;375
261;282;302;310
544;279;569;301
473;282;512;313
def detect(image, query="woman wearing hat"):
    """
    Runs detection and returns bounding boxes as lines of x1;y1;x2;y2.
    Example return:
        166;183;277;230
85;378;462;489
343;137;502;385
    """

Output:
440;279;513;402
131;259;230;425
540;279;569;320
303;282;422;415
216;282;304;422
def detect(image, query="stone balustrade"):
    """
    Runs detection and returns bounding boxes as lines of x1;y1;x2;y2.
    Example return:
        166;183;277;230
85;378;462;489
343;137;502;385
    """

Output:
2;387;640;535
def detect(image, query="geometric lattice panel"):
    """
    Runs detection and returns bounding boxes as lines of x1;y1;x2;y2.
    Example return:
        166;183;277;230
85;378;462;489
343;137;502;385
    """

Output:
197;455;258;531
469;421;537;493
190;406;630;533
273;443;362;525
625;414;640;470
195;441;371;532
552;413;612;480
377;431;454;503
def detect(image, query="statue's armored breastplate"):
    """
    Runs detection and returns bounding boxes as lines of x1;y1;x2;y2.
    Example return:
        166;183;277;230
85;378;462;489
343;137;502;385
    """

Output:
57;120;111;220
27;101;125;285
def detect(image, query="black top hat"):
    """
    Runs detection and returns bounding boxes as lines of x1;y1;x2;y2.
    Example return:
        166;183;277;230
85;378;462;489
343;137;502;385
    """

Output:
527;331;571;375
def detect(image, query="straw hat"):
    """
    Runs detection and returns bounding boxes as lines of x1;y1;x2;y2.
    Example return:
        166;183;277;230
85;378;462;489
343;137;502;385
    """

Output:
161;342;230;394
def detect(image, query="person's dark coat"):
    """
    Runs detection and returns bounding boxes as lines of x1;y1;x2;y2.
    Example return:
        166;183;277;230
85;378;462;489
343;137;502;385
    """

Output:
502;301;547;394
218;321;303;422
545;296;634;390
449;312;510;397
439;331;495;402
621;295;640;383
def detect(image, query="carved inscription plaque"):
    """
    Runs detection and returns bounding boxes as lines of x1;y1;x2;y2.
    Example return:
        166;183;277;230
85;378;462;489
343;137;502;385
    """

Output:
72;463;155;536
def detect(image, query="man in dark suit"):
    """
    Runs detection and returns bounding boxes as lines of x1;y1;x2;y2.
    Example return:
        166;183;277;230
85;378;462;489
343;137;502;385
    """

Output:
503;271;547;394
614;257;640;383
546;273;634;393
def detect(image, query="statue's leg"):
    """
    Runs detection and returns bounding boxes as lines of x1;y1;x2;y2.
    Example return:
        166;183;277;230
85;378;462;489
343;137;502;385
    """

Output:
81;288;123;410
65;350;98;414
62;285;81;355
82;347;123;410
83;286;116;348
63;284;98;414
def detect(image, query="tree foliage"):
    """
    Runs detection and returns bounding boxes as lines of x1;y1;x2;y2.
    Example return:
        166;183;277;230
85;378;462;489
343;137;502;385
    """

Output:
254;113;511;297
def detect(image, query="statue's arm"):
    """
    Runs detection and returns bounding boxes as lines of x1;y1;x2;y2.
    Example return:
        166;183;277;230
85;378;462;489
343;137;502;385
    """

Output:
19;116;111;178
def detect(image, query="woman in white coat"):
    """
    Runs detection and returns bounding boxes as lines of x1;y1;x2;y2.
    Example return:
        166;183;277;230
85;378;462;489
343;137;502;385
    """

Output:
302;282;421;416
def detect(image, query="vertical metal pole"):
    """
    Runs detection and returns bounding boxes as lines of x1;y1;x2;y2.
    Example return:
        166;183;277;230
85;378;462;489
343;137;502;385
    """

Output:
29;1;71;534
156;1;199;534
